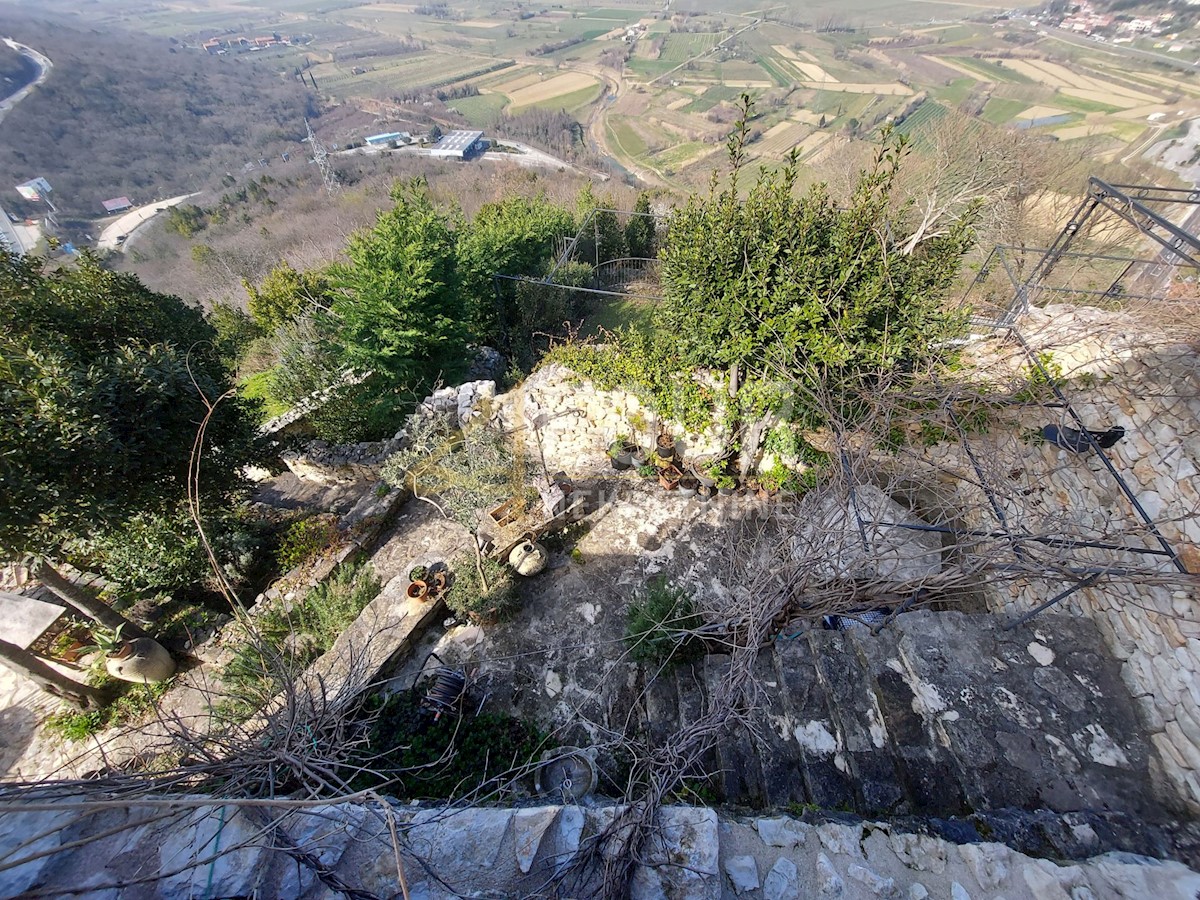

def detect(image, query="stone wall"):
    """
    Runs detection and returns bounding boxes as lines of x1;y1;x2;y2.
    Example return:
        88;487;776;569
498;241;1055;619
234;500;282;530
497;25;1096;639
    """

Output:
493;363;728;475
4;799;1198;898
280;380;497;485
921;305;1200;813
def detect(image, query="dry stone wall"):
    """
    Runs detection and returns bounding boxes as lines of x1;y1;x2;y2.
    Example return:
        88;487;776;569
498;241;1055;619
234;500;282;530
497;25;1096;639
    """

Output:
922;305;1200;813
493;363;728;474
5;799;1199;899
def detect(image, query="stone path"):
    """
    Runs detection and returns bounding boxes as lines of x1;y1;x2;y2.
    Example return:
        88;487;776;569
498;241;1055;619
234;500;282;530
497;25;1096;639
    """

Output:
649;610;1160;822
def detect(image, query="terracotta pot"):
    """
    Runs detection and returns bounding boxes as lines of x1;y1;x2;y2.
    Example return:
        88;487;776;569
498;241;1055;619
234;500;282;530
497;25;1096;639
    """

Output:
658;465;682;491
106;638;175;684
407;580;429;600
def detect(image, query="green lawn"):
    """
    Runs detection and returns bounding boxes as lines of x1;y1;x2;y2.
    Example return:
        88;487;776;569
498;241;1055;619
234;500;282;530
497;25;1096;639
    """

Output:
580;295;659;337
945;56;1033;83
608;118;648;158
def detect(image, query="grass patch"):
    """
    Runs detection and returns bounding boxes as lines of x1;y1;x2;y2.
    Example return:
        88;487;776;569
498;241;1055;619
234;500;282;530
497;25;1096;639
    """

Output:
239;369;290;420
608;118;648;159
45;671;171;743
935;76;976;106
945;56;1032;83
512;82;603;115
451;92;508;126
217;560;382;723
757;54;793;87
1051;93;1123;115
581;295;660;337
981;97;1028;125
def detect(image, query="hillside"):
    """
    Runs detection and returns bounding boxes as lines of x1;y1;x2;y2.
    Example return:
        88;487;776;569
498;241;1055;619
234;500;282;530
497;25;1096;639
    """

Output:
0;40;38;102
0;11;317;217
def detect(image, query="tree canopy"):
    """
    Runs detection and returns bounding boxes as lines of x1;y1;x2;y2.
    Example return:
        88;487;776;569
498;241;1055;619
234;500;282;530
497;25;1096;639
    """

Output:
0;253;258;560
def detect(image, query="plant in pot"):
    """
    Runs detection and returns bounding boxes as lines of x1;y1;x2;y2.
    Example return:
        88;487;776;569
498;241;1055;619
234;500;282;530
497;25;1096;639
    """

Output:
630;445;649;468
696;484;715;504
758;462;790;498
608;434;635;470
91;625;175;684
658;464;683;491
677;476;698;498
714;472;737;496
637;463;657;479
655;432;676;465
692;459;718;488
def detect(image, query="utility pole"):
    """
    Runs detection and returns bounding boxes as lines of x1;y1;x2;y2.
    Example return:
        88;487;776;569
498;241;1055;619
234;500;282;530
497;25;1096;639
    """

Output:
305;118;338;196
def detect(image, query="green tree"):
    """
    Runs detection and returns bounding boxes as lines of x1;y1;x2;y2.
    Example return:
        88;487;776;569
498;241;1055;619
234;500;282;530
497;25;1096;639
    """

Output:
658;101;975;404
456;194;576;344
329;180;469;394
244;261;331;334
575;183;625;264
0;253;259;642
207;300;263;369
624;192;655;260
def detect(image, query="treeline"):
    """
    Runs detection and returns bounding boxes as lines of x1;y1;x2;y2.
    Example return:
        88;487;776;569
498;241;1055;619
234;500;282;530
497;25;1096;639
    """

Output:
528;35;586;57
217;181;654;443
0;11;315;217
166;177;278;237
497;109;587;160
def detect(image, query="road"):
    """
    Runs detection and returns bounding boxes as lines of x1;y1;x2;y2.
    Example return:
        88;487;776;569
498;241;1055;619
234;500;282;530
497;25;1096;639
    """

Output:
0;38;52;126
96;193;201;252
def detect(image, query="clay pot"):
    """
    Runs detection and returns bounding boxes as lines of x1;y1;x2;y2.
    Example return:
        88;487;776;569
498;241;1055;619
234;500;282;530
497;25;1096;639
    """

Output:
658;464;682;491
407;580;430;600
105;638;175;684
509;540;549;576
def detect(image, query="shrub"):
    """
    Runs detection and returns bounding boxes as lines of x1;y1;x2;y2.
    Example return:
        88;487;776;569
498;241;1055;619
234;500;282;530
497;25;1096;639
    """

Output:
624;576;704;665
445;554;521;623
357;687;548;799
276;516;339;572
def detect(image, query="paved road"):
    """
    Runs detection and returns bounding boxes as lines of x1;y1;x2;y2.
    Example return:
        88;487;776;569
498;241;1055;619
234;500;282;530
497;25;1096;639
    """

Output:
96;192;201;252
0;38;51;126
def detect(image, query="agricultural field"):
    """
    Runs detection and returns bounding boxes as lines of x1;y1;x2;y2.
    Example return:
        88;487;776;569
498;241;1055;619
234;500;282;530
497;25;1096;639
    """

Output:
44;0;1200;193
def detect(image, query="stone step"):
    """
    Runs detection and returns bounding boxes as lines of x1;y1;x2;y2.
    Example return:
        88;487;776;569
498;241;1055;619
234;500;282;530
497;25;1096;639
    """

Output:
642;610;1162;823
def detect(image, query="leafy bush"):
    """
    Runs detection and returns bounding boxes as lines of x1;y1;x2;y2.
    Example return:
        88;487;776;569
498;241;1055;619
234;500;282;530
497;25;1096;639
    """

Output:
276;516;339;572
624;576;704;665
445;554;521;623
356;687;548;800
92;508;263;594
218;561;382;722
382;417;531;531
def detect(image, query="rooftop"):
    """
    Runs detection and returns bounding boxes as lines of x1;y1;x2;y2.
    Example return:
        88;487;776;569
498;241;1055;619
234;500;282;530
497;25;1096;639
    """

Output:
432;130;484;154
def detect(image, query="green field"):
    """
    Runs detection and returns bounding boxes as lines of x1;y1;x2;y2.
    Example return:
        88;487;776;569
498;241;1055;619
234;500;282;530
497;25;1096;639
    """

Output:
981;97;1029;125
608;118;648;158
660;33;721;63
451;93;509;126
945;56;1034;84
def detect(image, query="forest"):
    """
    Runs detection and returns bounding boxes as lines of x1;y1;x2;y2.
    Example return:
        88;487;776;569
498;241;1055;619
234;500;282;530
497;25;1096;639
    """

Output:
0;10;316;217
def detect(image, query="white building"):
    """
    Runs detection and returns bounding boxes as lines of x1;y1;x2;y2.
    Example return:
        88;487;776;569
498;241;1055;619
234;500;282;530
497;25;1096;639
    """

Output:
429;130;486;160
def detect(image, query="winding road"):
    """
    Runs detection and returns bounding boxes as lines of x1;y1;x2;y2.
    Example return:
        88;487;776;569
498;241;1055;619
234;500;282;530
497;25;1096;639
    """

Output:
0;38;51;126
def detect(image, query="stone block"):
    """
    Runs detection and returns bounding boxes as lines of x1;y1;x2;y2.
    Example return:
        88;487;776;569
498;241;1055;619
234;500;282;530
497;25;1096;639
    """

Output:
724;854;759;894
762;857;799;900
1163;720;1200;772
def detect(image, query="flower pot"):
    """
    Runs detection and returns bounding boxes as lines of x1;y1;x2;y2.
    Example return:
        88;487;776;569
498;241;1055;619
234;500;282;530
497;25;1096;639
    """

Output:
407;579;430;601
509;540;549;576
677;478;698;498
106;638;175;684
717;484;736;497
609;442;633;470
692;461;716;488
430;571;448;595
658;464;682;491
630;448;649;467
697;484;715;504
656;433;676;457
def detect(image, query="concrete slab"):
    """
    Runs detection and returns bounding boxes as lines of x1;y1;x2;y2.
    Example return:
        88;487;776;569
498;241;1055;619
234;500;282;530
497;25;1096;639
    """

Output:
0;592;64;650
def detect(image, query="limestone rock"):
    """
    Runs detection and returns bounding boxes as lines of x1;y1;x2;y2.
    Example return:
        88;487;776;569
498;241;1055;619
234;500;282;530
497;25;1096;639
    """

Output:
848;863;897;896
724;854;759;894
816;851;845;897
958;842;1011;890
888;832;947;873
950;883;972;900
756;816;810;849
763;856;799;900
817;822;862;857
